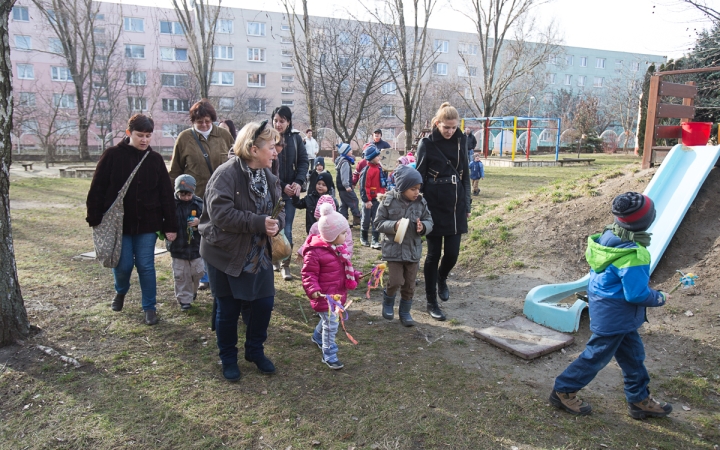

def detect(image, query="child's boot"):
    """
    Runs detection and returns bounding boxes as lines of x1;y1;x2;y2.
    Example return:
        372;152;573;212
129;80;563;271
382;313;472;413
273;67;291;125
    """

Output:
360;230;370;247
382;290;395;320
398;299;415;327
549;390;592;416
628;396;672;419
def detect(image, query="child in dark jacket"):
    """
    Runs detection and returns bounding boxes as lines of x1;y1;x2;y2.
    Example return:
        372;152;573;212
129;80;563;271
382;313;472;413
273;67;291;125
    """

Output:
293;171;335;233
469;152;484;196
550;192;672;419
374;165;433;326
166;175;204;310
358;144;386;249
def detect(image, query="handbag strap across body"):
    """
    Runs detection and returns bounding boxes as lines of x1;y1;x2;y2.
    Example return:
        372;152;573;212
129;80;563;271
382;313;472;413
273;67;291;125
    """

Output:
191;129;215;175
116;151;150;202
423;137;464;185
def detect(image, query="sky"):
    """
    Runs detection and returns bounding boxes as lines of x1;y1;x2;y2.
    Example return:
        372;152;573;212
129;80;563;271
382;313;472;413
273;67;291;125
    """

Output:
117;0;715;59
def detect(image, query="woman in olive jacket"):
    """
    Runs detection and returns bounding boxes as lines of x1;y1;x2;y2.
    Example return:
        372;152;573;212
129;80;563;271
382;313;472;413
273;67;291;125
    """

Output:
86;114;177;326
199;121;285;382
415;102;471;321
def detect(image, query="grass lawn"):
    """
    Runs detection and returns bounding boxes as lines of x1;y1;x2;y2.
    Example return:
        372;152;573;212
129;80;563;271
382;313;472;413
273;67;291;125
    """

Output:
2;153;715;449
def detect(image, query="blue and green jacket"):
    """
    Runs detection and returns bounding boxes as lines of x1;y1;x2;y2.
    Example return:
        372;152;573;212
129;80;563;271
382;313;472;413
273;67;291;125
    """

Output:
586;229;664;336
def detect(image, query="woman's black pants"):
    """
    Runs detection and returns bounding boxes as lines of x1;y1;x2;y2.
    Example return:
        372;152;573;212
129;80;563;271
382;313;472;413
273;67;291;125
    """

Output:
423;234;462;296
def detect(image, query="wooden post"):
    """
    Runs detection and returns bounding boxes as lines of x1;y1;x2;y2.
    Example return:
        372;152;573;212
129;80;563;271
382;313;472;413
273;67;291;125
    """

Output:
641;75;661;169
680;81;696;123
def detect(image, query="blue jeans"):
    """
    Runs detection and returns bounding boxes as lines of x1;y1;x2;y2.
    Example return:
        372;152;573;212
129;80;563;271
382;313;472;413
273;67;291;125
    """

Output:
200;259;209;284
282;197;296;246
113;233;157;311
554;331;650;403
360;199;379;232
313;312;340;363
215;295;274;365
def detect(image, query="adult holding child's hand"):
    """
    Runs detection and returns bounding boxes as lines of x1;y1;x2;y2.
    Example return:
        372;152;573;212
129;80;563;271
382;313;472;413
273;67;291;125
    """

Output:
198;120;285;382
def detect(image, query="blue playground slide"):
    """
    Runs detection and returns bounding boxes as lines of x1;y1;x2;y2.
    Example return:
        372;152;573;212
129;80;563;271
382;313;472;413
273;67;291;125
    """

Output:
524;144;720;333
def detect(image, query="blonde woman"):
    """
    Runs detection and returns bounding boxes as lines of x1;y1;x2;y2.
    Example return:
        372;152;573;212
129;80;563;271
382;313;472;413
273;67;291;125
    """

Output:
199;120;284;381
415;102;471;321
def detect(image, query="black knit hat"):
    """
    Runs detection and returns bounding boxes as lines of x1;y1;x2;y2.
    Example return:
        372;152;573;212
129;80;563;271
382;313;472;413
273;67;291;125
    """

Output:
612;192;656;232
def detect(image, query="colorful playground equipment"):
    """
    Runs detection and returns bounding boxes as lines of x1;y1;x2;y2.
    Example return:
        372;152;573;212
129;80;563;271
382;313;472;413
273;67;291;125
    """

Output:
461;116;561;161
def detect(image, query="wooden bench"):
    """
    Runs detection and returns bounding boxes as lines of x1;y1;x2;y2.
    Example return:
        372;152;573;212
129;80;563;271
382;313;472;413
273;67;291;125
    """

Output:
20;162;33;171
559;158;595;166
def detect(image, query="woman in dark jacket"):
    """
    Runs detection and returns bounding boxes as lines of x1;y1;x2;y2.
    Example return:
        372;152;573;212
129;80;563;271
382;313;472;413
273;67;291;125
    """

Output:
272;105;309;280
198;121;285;382
86;114;178;325
416;102;471;321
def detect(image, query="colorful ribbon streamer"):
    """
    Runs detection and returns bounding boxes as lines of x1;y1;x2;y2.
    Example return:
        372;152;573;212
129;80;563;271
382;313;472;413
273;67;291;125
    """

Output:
669;270;698;294
326;294;358;345
365;263;387;299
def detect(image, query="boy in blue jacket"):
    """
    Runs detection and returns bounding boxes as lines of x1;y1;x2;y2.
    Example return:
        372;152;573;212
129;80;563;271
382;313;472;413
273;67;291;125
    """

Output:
550;192;672;419
469;152;484;196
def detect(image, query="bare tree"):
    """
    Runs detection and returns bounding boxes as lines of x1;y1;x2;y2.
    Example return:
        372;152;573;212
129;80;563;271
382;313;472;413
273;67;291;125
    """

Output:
605;64;644;153
457;0;560;117
31;0;123;160
1;0;30;346
170;0;222;100
680;0;720;22
361;0;440;150
280;0;318;132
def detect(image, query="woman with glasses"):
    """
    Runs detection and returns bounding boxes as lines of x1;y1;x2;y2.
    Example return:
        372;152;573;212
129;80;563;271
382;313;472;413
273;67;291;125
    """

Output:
199;121;284;381
169;99;235;290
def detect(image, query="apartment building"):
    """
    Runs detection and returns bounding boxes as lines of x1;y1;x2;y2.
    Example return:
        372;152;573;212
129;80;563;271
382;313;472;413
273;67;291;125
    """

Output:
8;1;665;156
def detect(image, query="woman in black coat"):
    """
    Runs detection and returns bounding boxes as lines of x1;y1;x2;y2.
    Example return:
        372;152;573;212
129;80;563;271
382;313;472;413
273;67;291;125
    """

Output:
415;102;471;321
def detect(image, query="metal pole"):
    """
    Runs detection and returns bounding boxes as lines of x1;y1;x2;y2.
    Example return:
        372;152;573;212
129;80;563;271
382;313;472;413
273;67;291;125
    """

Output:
512;116;518;161
555;119;561;161
526;119;532;160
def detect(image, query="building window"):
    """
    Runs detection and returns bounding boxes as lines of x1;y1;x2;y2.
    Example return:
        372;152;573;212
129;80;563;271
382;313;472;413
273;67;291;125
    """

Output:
281;62;293;69
457;65;477;77
48;38;63;54
162;124;187;138
546;73;556;84
12;6;29;21
593;77;604;87
160;47;188;61
580;57;587;67
380;128;395;139
214;45;234;60
281;49;292;57
17;92;36;107
380;105;394;117
544;92;553;103
280;37;292;44
632;61;640;71
51;66;73;81
577;75;586;87
433;62;448;76
564;74;572;85
95;14;105;21
53;93;75;109
211;71;234;86
615;59;623;68
127;97;147;111
94;27;105;35
565;55;573;66
247;48;265;62
381;82;397;95
458;42;478;55
248;98;266;113
434;40;449;53
18;64;34;80
464;87;473;100
547;55;558;65
161;73;188;87
125;44;145;59
126;71;147;86
15;35;31;51
216;19;233;34
247;22;266;36
57;120;78;135
281;100;294;106
247;73;266;87
281;24;290;31
383;36;398;48
281;75;294;82
281;87;294;94
596;58;605;69
123;17;144;32
218;97;234;110
160;21;184;35
162;98;190;112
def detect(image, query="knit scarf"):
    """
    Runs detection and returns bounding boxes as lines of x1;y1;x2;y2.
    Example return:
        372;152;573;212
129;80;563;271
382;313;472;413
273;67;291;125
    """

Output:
332;243;358;290
605;224;652;247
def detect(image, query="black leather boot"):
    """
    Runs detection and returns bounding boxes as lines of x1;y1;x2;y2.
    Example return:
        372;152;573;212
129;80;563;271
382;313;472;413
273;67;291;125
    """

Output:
360;230;370;247
398;299;415;327
438;277;450;301
111;293;125;312
426;293;446;321
382;290;395;320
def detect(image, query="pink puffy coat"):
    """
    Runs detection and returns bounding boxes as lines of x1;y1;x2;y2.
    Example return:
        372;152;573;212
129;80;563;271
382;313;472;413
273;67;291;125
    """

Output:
301;236;359;312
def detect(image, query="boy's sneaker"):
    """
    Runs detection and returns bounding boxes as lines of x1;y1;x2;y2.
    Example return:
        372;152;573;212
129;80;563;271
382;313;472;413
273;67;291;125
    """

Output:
323;358;344;370
549;390;592;416
180;303;192;311
628;397;672;419
311;336;322;350
360;238;370;247
371;239;381;249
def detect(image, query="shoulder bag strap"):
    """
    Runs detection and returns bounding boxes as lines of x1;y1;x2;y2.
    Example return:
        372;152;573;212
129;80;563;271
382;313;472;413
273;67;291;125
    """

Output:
117;151;149;200
426;138;462;179
191;129;215;175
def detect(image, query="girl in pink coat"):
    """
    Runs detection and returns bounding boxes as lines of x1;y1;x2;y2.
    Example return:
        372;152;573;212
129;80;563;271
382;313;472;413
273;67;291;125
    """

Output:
297;195;353;258
301;203;360;370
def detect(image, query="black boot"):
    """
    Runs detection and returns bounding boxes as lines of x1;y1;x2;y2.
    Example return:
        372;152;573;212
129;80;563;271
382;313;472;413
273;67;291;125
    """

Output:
371;231;381;249
426;293;446;321
111;293;125;312
398;299;415;327
382;290;395;320
360;230;370;247
438;277;450;301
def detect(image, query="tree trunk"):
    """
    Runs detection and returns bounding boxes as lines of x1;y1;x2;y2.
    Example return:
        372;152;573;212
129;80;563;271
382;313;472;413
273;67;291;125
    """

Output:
78;113;90;160
0;0;30;347
302;0;316;131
